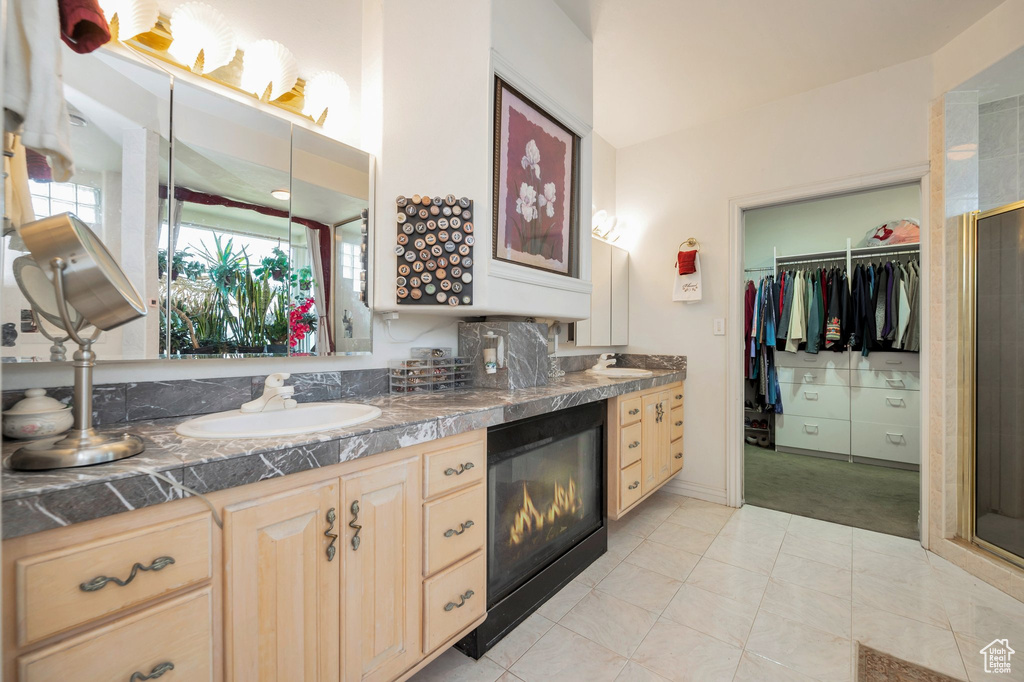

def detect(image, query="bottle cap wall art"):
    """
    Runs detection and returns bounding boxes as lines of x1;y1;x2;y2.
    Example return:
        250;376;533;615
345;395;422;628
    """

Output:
396;195;473;306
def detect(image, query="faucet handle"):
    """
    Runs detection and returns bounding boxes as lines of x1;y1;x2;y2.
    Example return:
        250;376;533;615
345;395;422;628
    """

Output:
265;373;291;388
599;353;613;360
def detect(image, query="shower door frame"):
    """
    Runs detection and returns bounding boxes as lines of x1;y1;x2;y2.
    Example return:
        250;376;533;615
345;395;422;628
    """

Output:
958;202;1024;569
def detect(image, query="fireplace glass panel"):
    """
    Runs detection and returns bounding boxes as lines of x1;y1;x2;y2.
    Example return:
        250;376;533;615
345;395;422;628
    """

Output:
488;427;602;604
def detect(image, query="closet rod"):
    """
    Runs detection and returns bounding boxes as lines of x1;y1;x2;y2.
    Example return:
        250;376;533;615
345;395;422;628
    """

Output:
775;254;847;267
850;246;920;260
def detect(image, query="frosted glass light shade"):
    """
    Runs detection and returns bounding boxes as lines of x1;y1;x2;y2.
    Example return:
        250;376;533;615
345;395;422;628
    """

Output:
168;2;237;74
98;0;158;40
303;71;350;128
241;40;298;102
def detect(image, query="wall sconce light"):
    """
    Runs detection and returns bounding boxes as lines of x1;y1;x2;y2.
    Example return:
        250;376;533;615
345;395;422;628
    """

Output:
98;0;158;41
241;40;298;102
167;2;237;75
303;71;350;128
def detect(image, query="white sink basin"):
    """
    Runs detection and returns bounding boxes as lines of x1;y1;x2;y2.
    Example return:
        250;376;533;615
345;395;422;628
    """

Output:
175;402;383;440
587;367;654;378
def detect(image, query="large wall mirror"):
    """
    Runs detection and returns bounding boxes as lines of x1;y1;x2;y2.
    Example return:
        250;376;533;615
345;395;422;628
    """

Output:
2;47;373;363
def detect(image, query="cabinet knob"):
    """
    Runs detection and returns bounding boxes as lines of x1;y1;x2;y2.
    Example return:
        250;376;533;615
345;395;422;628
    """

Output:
444;520;475;537
628;441;640;449
674;453;683;459
349;501;362;551
130;662;175;681
444;590;475;611
444;462;475;476
628;408;640;416
674;394;683;400
628;481;640;490
80;556;175;592
674;421;683;427
325;508;338;561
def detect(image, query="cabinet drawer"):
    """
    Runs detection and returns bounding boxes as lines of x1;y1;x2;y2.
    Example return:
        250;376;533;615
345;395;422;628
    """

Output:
670;407;683;442
424;440;485;500
424;485;485;577
620;396;643;426
851;370;920;391
775;415;851;455
777;383;850;420
775;350;849;369
852;424;920;464
852;352;920;372
423;552;485;654
619;461;643;510
16;513;212;647
671;442;684;474
18;587;213;682
776;367;850;387
850;387;919;427
669;385;684;409
620;422;643;467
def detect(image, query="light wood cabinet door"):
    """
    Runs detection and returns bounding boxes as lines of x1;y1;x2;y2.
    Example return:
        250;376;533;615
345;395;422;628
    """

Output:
341;456;421;682
641;392;673;494
224;480;340;682
656;390;673;481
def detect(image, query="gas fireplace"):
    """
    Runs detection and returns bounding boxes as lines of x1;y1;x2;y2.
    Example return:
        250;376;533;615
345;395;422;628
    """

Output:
456;402;606;658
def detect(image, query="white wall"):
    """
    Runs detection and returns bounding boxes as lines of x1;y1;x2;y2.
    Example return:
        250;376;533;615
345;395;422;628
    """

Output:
617;57;932;501
743;183;921;270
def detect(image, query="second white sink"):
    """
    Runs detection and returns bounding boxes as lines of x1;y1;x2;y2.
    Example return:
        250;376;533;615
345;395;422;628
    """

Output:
587;367;654;378
176;402;383;440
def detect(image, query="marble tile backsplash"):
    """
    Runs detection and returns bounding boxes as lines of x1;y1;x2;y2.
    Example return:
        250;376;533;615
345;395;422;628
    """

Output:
978;94;1024;211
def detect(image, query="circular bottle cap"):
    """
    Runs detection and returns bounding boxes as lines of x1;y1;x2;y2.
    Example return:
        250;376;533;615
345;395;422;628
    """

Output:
418;208;429;219
442;206;453;217
426;260;437;271
425;233;437;245
410;288;422;300
420;195;431;206
420;272;432;284
409;276;421;288
412;261;424;272
398;264;410;276
451;231;463;243
396;195;408;207
436;292;448;303
449;254;461;265
397;234;409;245
405;204;417;215
394;245;406;256
462;296;471;305
462;256;473;267
411;194;422;204
448;296;460;306
462;272;473;283
458;244;470;256
425;283;436;295
397;286;409;298
438;231;449;242
429;205;440;216
396;276;407;286
402;223;414;234
440;279;452;291
397;213;406;223
436;268;447;280
458;197;470;208
463;222;474;233
415;222;427;234
426;220;437;230
452;281;463;293
452;204;462;216
431;244;443;257
444;194;456;206
414;238;426;250
419;249;431;261
438;218;449;229
464;234;475;246
403;250;416;262
444;241;456;253
437;257;448;268
463;210;472;220
432;196;443;206
451;266;463;278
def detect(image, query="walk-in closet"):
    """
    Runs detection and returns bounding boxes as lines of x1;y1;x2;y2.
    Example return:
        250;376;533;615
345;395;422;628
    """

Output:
742;184;922;538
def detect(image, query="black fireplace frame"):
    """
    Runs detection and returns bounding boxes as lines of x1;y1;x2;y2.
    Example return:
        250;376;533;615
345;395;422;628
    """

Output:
455;401;607;659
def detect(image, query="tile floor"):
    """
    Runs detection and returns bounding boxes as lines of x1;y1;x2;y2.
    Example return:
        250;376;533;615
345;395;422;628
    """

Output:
411;490;1024;682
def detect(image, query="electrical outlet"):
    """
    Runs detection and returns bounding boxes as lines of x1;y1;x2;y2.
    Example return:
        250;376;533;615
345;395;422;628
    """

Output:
713;318;726;335
381;311;400;321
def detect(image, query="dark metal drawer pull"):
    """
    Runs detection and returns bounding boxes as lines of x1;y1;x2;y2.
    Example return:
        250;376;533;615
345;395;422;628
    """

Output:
674;394;683;400
325;508;338;561
674;421;683;426
444;589;475;611
130;662;174;681
628;408;640;415
628;480;640;490
350;501;362;551
675;453;683;459
628;441;640;449
80;557;175;592
444;462;475;476
444;520;475;537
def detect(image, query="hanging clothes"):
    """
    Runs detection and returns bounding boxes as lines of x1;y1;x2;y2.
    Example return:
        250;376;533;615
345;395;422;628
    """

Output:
785;272;806;353
745;274;784;413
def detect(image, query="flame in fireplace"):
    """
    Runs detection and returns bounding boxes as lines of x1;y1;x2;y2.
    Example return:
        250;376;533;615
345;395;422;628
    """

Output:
509;477;583;546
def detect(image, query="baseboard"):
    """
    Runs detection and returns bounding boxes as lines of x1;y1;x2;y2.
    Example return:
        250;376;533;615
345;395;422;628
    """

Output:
661;477;728;506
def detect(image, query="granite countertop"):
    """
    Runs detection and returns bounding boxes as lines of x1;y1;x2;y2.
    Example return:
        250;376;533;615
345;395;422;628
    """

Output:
2;367;685;539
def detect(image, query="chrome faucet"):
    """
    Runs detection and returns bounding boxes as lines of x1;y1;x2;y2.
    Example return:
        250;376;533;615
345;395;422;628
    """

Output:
592;353;617;370
241;373;297;413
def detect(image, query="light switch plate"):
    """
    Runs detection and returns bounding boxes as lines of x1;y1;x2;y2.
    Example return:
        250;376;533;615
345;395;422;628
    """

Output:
713;318;726;335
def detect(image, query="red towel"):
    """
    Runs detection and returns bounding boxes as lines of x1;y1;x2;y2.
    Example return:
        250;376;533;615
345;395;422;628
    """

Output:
59;0;110;54
677;250;697;275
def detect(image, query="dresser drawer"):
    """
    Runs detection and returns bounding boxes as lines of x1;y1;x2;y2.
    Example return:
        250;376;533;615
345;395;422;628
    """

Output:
851;370;920;391
671;444;684;474
620;422;643;467
778;383;850;420
423;439;485;500
850;387;920;427
670;407;683;441
669;385;684;409
423;552;485;654
775;415;851;455
776;367;850;387
424;485;485;577
852;352;920;372
16;513;212;647
18;587;213;682
619;461;643;510
775;350;849;370
852;424;920;464
620;396;643;426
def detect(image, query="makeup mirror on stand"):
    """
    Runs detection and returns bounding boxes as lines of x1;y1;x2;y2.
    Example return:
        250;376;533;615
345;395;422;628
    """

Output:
9;212;148;470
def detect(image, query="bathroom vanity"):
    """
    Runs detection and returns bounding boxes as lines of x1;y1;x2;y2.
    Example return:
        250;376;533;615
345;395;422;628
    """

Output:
1;364;685;682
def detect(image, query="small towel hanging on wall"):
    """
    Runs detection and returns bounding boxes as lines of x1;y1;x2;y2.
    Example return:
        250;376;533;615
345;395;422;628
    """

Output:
673;238;702;303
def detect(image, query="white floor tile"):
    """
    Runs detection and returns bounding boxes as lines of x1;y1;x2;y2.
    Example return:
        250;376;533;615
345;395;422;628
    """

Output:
852;572;949;629
484;612;555;669
631;618;743;682
560;590;659;657
852;546;936;587
732;651;821;682
786;515;854;546
779;532;851;570
536;580;591;621
771;552;852;600
510;624;627;682
497;673;526;682
685;556;769;606
703;529;781;575
646;521;716;554
411;647;506;682
614;661;670;682
623;539;701;581
760;578;852;639
746;610;852;682
663;503;733;535
575;549;626;588
955;630;1024;682
660;583;757;648
731;504;793;531
852;604;967;680
851;527;928;563
596;562;683;613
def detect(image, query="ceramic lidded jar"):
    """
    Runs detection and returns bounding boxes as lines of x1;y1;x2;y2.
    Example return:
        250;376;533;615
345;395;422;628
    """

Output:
3;389;74;440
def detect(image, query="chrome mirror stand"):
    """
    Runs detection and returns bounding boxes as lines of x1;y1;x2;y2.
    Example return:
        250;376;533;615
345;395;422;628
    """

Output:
9;258;145;470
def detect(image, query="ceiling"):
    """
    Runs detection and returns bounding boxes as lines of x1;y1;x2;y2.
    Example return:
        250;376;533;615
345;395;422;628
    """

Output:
554;0;1004;148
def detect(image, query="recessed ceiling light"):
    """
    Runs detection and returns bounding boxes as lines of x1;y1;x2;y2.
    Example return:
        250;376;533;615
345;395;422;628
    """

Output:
271;189;290;200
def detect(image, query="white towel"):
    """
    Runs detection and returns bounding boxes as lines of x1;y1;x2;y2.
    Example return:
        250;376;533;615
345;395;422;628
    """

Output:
672;252;702;303
4;0;75;182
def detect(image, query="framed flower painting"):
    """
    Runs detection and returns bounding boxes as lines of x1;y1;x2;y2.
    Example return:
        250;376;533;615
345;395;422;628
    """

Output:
492;76;579;276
